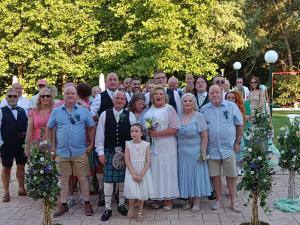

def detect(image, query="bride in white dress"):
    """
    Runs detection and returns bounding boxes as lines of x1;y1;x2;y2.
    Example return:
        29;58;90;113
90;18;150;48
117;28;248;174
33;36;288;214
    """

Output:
143;85;181;211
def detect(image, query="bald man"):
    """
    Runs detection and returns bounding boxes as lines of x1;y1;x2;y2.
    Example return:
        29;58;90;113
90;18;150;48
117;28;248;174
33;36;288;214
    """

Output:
0;83;30;115
47;86;95;217
95;91;136;221
200;85;243;213
90;72;120;120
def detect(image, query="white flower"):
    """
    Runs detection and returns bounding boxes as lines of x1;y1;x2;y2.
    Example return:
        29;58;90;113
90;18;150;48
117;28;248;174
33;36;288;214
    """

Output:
280;151;285;154
248;148;253;153
284;136;288;139
292;165;295;168
34;176;37;180
40;157;45;162
283;160;287;163
40;170;44;174
263;179;267;182
292;158;296;162
250;171;254;175
280;127;285;131
277;136;280;139
258;156;262;161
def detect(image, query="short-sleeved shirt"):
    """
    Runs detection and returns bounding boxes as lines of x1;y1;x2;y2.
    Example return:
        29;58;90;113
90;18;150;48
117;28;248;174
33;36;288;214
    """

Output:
47;104;95;158
200;100;243;160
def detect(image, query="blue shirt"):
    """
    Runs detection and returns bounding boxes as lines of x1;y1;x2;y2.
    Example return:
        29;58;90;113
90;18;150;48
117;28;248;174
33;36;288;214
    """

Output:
200;100;243;160
47;104;95;158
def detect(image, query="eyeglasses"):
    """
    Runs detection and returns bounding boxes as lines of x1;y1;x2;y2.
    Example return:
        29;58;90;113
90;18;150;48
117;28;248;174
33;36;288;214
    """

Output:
237;81;242;84
40;95;51;98
38;84;46;88
215;80;225;84
251;81;258;84
69;116;76;124
7;95;18;98
154;76;166;80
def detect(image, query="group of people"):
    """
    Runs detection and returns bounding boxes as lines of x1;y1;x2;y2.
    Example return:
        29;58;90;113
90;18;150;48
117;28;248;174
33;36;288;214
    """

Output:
0;71;272;221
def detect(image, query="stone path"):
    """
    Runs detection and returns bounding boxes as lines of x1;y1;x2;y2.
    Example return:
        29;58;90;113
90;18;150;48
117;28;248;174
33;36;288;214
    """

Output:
0;166;300;225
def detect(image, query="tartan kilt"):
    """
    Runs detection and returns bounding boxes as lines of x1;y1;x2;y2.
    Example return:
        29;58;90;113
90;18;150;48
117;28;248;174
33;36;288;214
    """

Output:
104;148;125;183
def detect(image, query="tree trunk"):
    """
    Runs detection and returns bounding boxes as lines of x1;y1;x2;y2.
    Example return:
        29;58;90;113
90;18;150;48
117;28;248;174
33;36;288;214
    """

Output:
288;170;296;199
251;191;260;225
42;200;52;225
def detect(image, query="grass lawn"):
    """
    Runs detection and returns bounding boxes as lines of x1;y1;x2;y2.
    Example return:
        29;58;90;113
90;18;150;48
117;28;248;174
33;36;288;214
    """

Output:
272;111;300;147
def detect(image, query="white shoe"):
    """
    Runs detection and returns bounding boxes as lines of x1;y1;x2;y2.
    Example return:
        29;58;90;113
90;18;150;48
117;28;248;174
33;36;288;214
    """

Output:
237;166;242;176
230;203;242;213
79;194;85;205
210;201;221;210
191;205;200;212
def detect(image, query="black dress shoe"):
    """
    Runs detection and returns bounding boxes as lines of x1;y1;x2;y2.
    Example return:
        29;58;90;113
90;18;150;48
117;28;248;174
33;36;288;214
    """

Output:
98;192;105;206
117;204;128;216
208;191;216;200
101;209;112;221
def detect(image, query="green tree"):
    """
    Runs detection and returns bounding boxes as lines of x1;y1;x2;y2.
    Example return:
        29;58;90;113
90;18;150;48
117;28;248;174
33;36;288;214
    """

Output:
0;0;100;94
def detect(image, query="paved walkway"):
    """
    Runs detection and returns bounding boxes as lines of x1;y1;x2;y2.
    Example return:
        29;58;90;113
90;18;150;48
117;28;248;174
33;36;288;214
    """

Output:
0;166;300;225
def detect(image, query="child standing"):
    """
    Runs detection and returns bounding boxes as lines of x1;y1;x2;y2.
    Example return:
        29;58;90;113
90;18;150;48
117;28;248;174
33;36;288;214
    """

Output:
124;123;154;221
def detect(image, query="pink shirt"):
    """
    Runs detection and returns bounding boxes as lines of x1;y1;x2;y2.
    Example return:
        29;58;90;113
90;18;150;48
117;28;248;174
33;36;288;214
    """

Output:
28;109;51;142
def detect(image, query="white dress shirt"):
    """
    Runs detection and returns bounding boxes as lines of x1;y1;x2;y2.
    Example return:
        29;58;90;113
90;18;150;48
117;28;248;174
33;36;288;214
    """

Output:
197;92;207;107
0;105;19;146
90;89;116;117
0;96;30;115
243;86;250;100
144;88;182;115
30;94;39;109
95;108;136;156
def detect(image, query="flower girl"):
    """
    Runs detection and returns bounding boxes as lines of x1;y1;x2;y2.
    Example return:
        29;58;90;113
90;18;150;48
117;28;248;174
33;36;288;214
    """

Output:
124;123;154;221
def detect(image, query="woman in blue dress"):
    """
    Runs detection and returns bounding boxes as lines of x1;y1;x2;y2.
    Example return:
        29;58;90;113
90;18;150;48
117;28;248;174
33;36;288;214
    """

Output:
178;93;211;212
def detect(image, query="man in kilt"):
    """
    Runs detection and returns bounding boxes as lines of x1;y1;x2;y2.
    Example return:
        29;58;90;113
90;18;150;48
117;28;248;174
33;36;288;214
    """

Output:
95;91;136;221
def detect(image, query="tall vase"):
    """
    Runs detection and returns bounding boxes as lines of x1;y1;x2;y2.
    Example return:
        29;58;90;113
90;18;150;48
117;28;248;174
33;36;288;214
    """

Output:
288;170;296;199
43;199;52;225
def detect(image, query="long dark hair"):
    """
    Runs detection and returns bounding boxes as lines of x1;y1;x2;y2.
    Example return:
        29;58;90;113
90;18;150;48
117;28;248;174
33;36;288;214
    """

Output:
193;76;209;95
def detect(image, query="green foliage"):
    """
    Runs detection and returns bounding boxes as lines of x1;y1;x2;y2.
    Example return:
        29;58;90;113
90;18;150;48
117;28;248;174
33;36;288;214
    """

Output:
25;141;60;208
238;108;273;212
278;119;300;172
0;0;100;93
273;75;300;107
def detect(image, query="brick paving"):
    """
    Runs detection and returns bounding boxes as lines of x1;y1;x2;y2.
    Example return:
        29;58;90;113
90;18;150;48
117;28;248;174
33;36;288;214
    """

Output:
0;165;300;225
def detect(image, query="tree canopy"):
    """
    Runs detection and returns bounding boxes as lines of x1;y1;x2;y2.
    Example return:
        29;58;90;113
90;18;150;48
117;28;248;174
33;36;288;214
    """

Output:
0;0;299;105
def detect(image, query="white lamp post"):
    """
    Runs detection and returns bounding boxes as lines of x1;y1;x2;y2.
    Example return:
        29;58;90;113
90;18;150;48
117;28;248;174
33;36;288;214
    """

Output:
233;61;242;81
264;50;278;115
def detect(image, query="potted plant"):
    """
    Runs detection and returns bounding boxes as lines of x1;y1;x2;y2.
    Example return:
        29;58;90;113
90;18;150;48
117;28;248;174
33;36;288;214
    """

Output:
274;118;300;212
238;108;273;225
25;140;60;225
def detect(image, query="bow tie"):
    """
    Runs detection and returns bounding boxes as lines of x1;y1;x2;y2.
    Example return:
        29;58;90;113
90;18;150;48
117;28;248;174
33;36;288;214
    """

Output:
11;107;18;110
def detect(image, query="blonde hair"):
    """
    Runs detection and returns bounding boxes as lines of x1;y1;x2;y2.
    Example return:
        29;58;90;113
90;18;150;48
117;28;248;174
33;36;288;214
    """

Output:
150;85;169;106
181;93;198;112
35;87;54;110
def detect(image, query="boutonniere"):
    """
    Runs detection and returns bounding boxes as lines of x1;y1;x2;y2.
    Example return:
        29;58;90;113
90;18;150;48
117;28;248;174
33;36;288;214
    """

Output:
74;114;81;122
223;110;229;119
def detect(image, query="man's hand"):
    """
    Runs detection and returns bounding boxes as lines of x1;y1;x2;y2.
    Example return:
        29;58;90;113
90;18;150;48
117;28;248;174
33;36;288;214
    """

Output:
233;143;240;153
99;155;106;165
93;115;99;123
86;146;94;155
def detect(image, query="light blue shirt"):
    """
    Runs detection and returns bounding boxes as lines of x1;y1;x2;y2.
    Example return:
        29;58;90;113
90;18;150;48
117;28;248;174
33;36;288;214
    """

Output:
47;104;95;158
200;100;243;160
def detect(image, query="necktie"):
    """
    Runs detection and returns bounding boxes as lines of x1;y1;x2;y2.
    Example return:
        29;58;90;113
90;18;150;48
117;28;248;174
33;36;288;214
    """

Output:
198;95;205;106
115;111;120;123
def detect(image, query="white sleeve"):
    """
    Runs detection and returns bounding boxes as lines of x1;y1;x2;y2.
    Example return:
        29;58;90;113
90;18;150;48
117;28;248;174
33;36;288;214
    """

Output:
144;92;150;107
0;109;3;147
244;87;250;100
129;112;137;124
95;111;106;156
125;92;131;103
174;90;182;115
90;94;101;117
0;99;7;108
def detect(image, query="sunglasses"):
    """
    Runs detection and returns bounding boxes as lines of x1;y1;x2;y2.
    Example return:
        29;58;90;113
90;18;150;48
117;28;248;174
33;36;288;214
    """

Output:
40;94;51;98
251;81;258;84
69;116;76;124
215;80;225;84
7;95;18;98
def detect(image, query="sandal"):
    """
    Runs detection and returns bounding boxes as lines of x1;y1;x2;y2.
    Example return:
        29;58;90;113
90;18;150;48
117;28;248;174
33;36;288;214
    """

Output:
127;208;134;219
136;212;143;222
